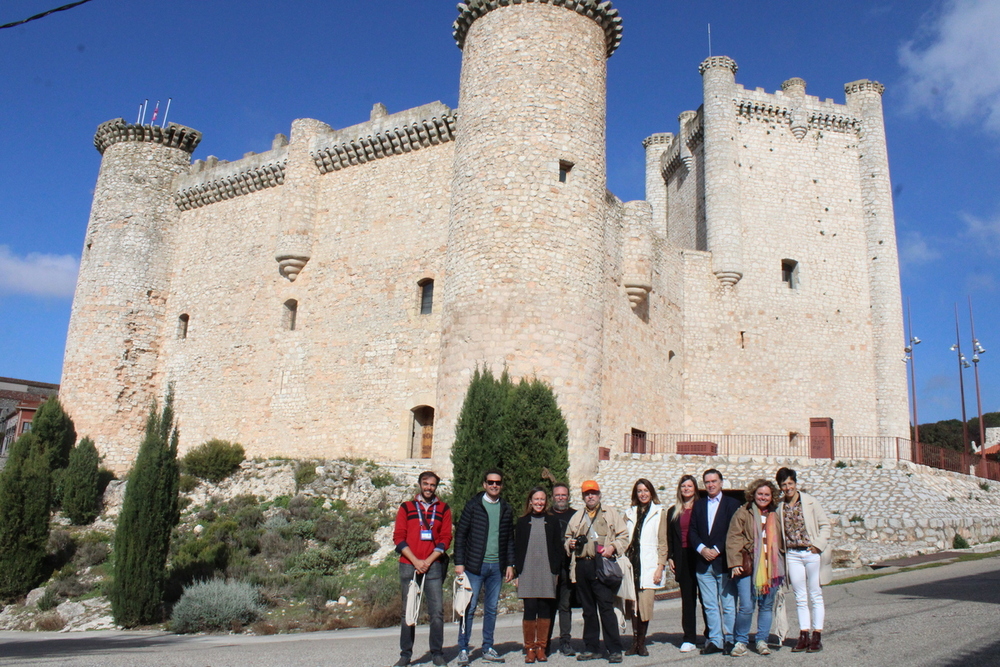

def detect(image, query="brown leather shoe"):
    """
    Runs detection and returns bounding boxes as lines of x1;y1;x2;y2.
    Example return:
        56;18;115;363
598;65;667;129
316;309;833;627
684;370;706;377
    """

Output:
792;631;810;652
807;631;823;652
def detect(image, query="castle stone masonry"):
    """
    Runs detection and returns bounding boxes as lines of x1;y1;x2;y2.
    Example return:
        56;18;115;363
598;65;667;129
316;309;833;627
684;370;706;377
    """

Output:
61;1;909;476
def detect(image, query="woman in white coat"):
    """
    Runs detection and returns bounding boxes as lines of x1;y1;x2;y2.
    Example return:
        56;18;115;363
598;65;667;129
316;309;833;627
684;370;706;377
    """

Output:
775;467;831;653
624;478;668;656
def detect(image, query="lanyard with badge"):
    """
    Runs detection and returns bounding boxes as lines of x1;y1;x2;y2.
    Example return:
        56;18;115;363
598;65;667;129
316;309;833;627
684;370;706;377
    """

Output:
416;499;436;541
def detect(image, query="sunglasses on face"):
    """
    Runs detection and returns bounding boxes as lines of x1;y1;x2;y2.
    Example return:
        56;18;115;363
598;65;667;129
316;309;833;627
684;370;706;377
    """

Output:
485;480;503;486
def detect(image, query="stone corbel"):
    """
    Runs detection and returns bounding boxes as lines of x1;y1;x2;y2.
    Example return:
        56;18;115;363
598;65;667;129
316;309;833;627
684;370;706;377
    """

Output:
782;78;809;140
622;200;654;311
275;233;312;282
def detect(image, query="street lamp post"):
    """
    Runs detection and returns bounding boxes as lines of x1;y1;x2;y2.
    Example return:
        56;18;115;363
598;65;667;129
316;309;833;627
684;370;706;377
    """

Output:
969;296;987;452
950;303;972;451
904;297;921;448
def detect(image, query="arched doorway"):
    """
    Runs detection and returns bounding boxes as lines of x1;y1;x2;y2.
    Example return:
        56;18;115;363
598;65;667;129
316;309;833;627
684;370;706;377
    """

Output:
410;406;434;459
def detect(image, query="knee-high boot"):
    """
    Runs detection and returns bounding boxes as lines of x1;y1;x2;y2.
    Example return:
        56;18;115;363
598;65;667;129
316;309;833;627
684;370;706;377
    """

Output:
535;618;551;662
637;619;649;656
523;620;537;663
626;618;641;655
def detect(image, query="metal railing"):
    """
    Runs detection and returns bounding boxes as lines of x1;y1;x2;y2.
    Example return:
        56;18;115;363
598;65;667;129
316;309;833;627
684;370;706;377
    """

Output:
623;433;999;482
623;433;907;460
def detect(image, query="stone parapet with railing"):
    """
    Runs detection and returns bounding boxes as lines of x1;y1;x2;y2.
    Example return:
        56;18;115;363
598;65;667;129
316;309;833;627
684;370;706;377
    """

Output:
596;453;1000;565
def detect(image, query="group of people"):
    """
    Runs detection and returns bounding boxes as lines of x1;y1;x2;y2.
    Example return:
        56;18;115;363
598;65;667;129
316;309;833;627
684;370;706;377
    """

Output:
391;466;831;666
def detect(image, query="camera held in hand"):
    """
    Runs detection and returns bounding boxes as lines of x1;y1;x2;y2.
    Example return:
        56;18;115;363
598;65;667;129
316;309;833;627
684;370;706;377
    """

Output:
574;534;588;555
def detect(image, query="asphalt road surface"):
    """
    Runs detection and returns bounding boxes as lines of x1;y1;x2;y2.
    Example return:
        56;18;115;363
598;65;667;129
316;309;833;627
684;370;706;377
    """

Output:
2;554;999;667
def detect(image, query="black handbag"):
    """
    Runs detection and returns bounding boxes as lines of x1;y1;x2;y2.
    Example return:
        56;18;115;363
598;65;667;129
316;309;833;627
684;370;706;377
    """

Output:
596;553;624;588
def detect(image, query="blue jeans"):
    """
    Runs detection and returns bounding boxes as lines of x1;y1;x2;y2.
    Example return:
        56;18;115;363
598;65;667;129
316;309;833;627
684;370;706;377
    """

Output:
733;574;777;645
459;562;502;652
695;565;736;649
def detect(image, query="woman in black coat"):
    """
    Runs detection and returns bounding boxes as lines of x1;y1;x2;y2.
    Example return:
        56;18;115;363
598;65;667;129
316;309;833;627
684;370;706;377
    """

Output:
514;487;565;663
666;474;701;653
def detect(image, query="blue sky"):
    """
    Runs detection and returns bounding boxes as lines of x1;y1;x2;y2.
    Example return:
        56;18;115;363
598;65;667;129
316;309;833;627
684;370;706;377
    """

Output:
0;0;997;430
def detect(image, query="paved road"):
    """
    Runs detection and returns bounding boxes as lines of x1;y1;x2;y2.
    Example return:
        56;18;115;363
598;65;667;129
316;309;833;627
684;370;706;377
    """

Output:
2;555;999;666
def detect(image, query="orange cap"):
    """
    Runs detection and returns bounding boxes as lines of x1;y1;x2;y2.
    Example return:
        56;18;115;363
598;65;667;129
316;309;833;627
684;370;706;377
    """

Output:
581;480;600;494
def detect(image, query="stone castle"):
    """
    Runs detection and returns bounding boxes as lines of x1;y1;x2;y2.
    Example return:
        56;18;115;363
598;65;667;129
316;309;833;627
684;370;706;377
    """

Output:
61;0;909;476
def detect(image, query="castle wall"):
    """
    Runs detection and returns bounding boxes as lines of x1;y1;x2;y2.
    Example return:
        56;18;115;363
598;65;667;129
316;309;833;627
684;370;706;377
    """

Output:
679;82;888;439
155;132;454;464
598;197;685;454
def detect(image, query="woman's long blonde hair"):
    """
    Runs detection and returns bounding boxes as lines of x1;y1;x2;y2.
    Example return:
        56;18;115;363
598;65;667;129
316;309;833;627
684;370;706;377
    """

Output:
670;474;699;522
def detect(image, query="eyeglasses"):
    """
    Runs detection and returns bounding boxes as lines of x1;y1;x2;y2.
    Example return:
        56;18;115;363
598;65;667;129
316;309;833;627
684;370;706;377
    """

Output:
485;480;503;486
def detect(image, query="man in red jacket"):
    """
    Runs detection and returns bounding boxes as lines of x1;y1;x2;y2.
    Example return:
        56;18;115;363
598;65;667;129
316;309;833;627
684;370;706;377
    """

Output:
393;471;453;667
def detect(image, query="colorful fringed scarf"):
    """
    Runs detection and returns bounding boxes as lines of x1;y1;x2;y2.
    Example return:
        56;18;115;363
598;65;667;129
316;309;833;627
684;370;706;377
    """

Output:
753;507;785;596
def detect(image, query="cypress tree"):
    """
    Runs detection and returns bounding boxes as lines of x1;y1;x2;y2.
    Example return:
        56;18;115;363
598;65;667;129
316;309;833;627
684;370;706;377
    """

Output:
450;366;513;508
451;369;569;512
501;377;570;509
109;391;180;627
32;397;77;472
0;432;52;600
63;437;102;525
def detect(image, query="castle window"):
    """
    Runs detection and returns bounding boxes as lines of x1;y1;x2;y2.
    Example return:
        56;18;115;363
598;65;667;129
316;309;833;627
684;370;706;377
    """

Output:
177;314;189;339
283;299;298;331
781;259;799;289
559;160;574;183
418;279;434;315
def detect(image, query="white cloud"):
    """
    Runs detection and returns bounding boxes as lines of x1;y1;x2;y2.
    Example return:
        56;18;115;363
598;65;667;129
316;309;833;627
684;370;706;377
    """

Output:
0;245;79;298
899;0;1000;134
899;230;943;267
960;210;1000;253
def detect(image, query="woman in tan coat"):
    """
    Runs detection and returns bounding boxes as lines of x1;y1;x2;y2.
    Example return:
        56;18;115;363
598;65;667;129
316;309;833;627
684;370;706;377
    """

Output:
726;479;785;657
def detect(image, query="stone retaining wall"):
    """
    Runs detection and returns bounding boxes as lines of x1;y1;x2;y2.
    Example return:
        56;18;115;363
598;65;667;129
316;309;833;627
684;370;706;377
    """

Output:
597;454;1000;564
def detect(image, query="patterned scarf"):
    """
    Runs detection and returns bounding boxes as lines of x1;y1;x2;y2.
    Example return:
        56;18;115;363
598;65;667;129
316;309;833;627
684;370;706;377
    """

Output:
753;507;785;596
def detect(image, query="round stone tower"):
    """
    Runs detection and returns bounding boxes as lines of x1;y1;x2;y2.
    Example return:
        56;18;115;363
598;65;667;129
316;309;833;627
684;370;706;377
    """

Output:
699;56;744;287
435;0;623;478
61;120;200;470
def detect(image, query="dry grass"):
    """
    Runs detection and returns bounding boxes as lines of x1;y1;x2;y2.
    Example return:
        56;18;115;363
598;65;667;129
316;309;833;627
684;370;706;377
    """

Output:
34;613;66;631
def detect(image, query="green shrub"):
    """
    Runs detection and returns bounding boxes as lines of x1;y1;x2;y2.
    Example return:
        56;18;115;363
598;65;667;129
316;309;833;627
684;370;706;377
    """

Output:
73;540;110;568
109;391;181;627
63;438;102;525
835;460;848;469
37;587;58;611
294;462;318;489
50;572;91;600
178;474;199;493
371;471;396;489
286;548;343;576
181;440;245;483
358;568;401;628
170;579;264;634
953;534;970;549
288;494;315;520
0;432;52;600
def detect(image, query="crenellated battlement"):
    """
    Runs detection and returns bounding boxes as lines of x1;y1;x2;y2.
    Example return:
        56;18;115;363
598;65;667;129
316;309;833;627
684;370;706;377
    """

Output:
173;151;288;211
452;0;623;57
311;108;457;174
93;118;201;155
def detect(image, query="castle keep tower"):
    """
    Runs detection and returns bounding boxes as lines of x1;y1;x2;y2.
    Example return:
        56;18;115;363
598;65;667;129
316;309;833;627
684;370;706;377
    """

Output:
435;0;623;476
61;121;200;469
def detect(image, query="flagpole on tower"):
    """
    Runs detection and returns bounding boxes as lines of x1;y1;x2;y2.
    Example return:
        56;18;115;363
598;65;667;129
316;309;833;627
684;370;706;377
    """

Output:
161;98;172;128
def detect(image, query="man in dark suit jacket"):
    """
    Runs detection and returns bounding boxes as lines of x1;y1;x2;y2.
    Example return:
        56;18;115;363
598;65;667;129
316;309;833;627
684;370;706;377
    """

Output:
688;468;741;654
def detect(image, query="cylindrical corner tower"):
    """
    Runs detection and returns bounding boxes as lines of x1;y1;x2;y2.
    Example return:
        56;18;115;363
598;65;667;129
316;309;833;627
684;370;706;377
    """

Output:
61;119;201;471
436;0;623;479
699;56;744;287
845;80;909;445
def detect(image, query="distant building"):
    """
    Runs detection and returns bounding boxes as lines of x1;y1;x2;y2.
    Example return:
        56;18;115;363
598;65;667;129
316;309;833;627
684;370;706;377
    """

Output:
0;377;59;460
61;0;908;476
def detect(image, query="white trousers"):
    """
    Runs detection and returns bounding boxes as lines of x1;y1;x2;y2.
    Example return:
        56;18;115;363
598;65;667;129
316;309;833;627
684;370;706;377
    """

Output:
786;549;824;631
